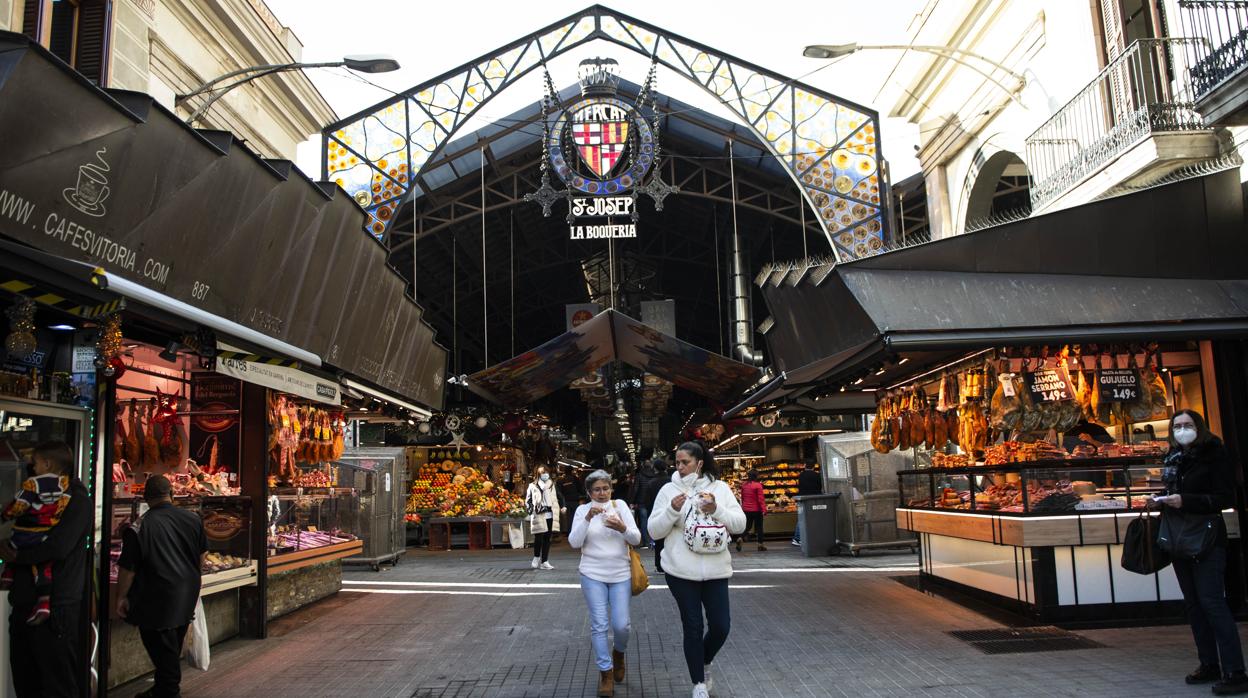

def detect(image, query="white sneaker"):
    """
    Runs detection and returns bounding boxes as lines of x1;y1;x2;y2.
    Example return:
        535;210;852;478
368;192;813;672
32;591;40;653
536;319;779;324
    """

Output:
531;557;540;569
791;539;801;546
540;562;555;570
704;664;713;692
691;683;710;698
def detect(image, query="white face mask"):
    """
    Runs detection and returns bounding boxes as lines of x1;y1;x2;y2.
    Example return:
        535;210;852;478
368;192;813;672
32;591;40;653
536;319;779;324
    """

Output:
540;473;551;482
1173;425;1198;446
678;470;700;489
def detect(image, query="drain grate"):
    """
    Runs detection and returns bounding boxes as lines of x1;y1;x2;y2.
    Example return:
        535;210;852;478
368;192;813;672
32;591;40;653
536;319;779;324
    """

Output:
948;626;1106;655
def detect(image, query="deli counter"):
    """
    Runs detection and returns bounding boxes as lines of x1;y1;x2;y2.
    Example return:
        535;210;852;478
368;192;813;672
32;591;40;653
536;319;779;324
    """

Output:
897;457;1239;624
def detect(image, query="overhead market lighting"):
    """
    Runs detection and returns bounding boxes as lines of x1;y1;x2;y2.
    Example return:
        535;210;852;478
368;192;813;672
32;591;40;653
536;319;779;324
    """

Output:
48;324;76;331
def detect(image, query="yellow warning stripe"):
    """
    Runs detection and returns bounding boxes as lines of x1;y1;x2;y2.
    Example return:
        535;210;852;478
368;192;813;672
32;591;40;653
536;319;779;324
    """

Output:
217;350;300;369
1;278;124;318
74;298;125;320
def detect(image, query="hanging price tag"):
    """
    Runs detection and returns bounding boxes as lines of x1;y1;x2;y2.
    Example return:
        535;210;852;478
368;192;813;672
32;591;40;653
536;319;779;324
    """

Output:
1096;368;1141;402
999;374;1016;398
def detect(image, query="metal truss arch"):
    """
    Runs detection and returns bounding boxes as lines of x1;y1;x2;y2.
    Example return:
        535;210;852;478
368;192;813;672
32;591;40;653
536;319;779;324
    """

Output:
323;5;889;261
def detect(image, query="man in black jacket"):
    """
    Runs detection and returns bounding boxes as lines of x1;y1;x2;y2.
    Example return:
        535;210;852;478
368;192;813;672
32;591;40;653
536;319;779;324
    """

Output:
793;463;822;547
0;441;91;698
117;475;208;698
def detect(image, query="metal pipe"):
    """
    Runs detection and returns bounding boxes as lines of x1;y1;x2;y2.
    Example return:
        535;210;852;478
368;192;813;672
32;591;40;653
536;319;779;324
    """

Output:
728;141;763;365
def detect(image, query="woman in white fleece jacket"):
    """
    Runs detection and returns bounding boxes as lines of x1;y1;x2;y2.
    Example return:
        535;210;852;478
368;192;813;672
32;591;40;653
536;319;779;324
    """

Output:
569;469;641;697
648;442;745;698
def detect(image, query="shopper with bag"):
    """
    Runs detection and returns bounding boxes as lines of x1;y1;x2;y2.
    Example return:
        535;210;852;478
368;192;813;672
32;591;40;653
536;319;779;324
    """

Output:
568;470;642;697
648;442;745;698
1154;410;1247;694
526;466;566;570
116;475;208;698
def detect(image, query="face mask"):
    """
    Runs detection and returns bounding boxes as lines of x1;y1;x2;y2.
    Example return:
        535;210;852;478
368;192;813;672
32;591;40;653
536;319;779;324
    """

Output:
1173;426;1197;446
540;473;550;482
678;470;700;489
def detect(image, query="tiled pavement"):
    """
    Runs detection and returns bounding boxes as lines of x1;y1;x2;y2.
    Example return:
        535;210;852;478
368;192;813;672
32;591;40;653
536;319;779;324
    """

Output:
113;542;1248;697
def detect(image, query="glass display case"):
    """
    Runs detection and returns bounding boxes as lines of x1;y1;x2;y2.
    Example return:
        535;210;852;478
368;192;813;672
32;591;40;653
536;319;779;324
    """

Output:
266;487;361;556
898;457;1165;514
109;495;255;600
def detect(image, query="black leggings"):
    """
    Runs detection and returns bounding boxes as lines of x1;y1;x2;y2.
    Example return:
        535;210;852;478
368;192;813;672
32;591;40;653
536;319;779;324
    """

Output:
666;575;730;685
533;526;553;562
739;512;765;545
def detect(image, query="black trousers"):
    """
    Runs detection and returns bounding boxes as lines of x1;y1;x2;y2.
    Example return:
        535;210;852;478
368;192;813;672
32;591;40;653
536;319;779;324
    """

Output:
9;602;80;698
532;528;553;562
1173;546;1245;673
740;512;765;545
139;624;190;697
653;537;664;573
666;575;730;685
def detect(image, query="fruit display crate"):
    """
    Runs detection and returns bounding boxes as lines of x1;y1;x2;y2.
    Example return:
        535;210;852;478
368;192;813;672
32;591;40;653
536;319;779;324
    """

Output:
427;517;526;551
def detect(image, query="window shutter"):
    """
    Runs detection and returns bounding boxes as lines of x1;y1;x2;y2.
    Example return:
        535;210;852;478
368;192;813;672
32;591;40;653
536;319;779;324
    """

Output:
75;0;113;86
22;0;47;42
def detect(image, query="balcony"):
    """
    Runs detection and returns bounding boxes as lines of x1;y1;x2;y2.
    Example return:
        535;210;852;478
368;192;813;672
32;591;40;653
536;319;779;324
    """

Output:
1025;38;1218;214
1180;0;1248;124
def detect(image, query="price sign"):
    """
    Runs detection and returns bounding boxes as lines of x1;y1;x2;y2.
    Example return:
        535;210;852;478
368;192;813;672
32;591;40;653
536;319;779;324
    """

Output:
1025;367;1075;402
1097;368;1141;402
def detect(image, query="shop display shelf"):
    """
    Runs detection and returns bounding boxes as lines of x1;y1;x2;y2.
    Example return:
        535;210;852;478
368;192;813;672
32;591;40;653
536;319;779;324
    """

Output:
268;539;364;575
201;560;259;596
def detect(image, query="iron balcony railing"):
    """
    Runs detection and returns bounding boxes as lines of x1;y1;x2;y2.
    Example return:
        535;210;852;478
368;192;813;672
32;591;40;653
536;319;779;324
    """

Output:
1179;1;1248;98
1025;38;1206;209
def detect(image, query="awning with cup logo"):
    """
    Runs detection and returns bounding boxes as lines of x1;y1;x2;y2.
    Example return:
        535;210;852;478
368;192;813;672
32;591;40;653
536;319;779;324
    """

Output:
0;32;445;409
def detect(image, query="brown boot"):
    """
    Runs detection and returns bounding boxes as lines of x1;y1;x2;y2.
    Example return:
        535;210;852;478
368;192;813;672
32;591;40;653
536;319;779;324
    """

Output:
613;649;626;682
598;669;614;696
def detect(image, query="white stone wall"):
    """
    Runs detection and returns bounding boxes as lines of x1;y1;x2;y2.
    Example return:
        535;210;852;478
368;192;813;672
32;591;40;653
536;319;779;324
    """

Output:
878;0;1246;239
109;0;335;161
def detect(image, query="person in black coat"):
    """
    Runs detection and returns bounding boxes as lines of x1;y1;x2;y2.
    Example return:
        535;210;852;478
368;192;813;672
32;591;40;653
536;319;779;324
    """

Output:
1155;409;1247;694
0;442;92;698
629;460;662;548
642;460;670;570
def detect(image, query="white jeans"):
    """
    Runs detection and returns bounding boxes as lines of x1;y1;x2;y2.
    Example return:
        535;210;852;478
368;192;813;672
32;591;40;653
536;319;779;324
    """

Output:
580;574;631;670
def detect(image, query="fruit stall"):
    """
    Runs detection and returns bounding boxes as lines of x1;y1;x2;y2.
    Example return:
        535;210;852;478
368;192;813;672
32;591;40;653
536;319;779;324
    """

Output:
406;454;529;550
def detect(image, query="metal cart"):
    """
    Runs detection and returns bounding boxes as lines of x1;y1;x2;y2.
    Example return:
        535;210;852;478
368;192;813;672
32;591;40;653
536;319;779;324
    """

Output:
818;434;918;556
339;447;407;571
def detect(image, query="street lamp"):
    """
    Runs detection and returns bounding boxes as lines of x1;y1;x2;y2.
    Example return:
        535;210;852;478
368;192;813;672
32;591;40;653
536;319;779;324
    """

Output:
803;43;1026;107
176;54;401;124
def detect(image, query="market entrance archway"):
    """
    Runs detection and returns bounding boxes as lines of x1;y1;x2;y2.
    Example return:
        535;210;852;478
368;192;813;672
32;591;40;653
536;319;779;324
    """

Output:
322;5;890;262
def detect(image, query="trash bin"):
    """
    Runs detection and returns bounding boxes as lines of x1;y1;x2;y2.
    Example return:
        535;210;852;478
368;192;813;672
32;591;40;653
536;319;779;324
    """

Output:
795;493;841;557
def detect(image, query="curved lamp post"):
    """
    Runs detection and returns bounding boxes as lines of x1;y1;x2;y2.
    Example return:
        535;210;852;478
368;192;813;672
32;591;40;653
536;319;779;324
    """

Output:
176;54;400;125
803;43;1026;107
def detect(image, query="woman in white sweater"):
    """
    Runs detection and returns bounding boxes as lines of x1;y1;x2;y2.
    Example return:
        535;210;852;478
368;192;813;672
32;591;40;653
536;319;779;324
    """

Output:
648;441;745;698
569;469;641;697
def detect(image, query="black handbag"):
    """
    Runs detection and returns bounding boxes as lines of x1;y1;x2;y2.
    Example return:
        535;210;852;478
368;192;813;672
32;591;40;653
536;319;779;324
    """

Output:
1121;510;1170;574
1156;508;1219;559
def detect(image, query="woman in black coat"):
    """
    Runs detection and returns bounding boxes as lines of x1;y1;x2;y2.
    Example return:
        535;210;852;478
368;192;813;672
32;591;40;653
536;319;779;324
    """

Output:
1155;409;1247;694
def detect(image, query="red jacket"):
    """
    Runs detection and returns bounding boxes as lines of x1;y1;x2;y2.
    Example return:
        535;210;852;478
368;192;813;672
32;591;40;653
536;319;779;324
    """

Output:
740;480;767;513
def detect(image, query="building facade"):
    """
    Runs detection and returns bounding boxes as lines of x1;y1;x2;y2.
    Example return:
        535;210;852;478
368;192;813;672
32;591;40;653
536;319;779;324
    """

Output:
874;0;1248;239
2;0;333;160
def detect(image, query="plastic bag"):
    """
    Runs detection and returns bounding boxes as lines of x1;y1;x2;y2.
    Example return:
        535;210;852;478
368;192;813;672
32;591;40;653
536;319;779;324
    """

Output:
507;522;525;549
187;597;210;671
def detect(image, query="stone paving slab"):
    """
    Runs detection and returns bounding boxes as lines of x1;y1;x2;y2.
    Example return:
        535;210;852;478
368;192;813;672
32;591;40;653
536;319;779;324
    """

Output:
113;543;1248;697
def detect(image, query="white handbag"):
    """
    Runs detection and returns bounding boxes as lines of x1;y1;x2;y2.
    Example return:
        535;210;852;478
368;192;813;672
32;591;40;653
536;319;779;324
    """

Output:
683;497;728;554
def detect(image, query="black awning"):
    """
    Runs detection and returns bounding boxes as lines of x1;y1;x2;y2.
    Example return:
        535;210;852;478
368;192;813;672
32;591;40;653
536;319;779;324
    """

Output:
753;169;1248;408
0;33;446;408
